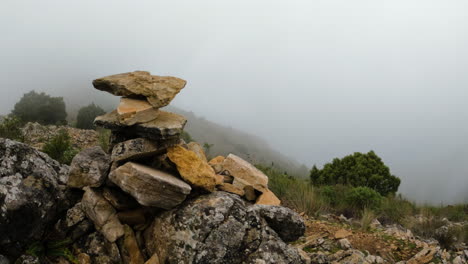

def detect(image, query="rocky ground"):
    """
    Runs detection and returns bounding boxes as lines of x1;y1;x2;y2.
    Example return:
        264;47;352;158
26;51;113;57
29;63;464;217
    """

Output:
1;71;466;264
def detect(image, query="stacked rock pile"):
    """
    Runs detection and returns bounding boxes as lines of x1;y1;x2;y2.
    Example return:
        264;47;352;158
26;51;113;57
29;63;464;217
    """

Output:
62;71;304;264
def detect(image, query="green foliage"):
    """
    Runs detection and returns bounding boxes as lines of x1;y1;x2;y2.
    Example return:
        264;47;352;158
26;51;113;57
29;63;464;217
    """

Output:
181;131;194;143
42;129;79;165
310;151;400;196
203;142;214;158
0;115;24;141
378;194;416;225
359;208;376;231
97;128;111;153
25;238;77;263
345;186;383;210
12;90;67;125
76;103;105;129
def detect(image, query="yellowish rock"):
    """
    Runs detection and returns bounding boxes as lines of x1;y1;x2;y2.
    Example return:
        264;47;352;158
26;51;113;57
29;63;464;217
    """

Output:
243;185;257;201
223;154;268;192
256;189;281;206
167;145;218;192
145;254;160;264
208;156;225;174
119;225;145;264
334;229;352;239
186;142;208;162
117;98;159;126
93;71;186;108
217;183;244;196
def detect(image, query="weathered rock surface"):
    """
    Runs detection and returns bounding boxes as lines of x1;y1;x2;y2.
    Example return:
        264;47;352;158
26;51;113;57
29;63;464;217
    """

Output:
111;138;160;163
95;110;186;142
117;97;159;126
81;187;125;242
144;191;305;264
250;205;305;242
67;146;110;188
208;156;225;174
118;225;145;264
102;187;140;211
76;232;122;264
93;71;186;108
217;183;244;196
223;154;269;192
0;139;70;257
109;162;191;209
186;142;207;162
256;189;281;206
167;145;220;192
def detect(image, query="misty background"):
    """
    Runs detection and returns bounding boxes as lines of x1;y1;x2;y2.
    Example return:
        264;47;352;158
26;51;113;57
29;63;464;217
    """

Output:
1;1;467;204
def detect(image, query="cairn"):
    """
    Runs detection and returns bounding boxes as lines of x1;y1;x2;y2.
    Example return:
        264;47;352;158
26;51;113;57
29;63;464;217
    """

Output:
66;71;284;263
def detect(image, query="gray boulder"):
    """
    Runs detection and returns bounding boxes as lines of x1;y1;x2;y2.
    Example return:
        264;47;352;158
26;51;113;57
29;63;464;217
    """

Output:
144;191;306;264
249;205;306;242
0;139;70;257
67;146;110;189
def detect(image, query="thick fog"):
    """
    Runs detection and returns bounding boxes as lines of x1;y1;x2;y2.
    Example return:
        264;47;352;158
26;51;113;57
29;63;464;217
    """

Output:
1;1;467;204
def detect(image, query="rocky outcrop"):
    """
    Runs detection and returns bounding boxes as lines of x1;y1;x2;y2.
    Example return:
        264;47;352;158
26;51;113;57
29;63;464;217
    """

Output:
67;146;110;188
144;192;305;264
92;71;186;108
0;138;70;257
111;138;161;163
109;162;191;209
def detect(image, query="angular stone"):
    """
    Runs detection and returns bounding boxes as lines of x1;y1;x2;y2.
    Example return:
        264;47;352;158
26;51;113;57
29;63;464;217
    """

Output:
93;71;186;108
68;146;110;189
249;205;305;242
117;97;159;126
256;189;281;206
334;229;352;239
117;209;147;226
102;187;140;211
208;156;225;174
118;225;145;264
95;110;186;142
79;232;122;264
81;187;125;242
111;138;160;163
217;183;244;196
243;185;257;201
166;145;219;192
145;254;160;264
109;162;191;209
223;154;268;192
186;142;208;162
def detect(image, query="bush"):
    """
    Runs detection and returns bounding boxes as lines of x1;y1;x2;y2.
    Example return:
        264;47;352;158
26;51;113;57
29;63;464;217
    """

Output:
0;115;24;141
97;128;111;153
345;186;382;210
42;129;78;165
12;91;67;125
76;103;106;129
378;195;416;225
181;131;194;143
310;151;400;196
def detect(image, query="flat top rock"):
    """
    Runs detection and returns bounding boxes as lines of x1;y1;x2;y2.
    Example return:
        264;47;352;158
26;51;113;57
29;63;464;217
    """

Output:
94;110;186;140
93;71;186;108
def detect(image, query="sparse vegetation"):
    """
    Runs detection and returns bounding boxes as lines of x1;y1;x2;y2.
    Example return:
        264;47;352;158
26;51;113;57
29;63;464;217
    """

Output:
181;131;194;143
42;129;79;164
0;115;24;141
12;91;67;125
97;128;111;153
76;103;106;129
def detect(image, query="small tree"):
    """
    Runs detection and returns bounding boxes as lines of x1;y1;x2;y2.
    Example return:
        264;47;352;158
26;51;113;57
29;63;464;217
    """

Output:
42;129;78;165
0;115;24;142
12;91;67;125
310;151;400;196
203;142;214;158
76;103;106;129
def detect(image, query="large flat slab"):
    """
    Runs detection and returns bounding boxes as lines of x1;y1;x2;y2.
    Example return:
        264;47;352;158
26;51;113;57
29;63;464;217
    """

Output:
109;162;191;209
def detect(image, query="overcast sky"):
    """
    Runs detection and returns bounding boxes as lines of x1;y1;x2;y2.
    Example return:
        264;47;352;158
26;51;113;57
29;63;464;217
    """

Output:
1;0;467;203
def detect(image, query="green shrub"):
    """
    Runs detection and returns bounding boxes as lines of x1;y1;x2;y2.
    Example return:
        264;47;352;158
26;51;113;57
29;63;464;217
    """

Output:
0;115;24;141
97;128;111;153
310;151;400;196
181;131;194;143
345;186;382;210
359;208;376;231
378;195;416;225
42;129;78;165
76;103;106;129
12;91;67;125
